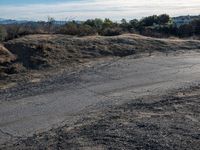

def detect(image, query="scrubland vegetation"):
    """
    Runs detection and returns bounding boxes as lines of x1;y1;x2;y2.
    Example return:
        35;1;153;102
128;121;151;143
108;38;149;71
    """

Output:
0;14;200;85
0;14;200;42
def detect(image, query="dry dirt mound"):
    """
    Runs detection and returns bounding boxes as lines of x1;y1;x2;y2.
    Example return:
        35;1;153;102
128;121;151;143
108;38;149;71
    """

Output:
0;44;26;80
0;33;199;84
4;34;200;70
0;44;16;64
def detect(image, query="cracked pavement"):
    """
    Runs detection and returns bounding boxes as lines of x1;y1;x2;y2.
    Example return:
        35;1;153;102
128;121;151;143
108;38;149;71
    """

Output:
1;52;200;146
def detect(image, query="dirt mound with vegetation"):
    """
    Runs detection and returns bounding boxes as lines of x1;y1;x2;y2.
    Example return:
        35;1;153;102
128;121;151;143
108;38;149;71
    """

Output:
0;44;19;78
4;34;200;69
1;34;200;83
0;44;15;64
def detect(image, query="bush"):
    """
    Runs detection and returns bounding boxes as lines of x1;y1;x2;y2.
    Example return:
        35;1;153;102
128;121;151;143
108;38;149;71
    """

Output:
190;19;200;35
84;18;103;30
157;14;170;25
120;19;132;31
139;14;170;27
59;22;79;35
102;18;116;28
1;14;199;39
4;25;21;40
0;26;7;42
3;22;51;41
140;15;158;26
78;25;97;36
59;22;97;36
129;19;139;29
178;24;194;37
100;27;122;36
17;23;47;36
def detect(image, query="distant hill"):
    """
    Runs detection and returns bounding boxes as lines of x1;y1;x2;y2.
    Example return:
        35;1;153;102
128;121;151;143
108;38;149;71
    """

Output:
172;15;200;27
0;18;29;24
0;18;68;25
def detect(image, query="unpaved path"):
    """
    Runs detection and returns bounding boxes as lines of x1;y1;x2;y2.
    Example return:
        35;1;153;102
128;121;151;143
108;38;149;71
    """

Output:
1;52;200;148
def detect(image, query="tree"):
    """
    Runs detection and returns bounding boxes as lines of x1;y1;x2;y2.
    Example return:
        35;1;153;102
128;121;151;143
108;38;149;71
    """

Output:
47;16;55;33
60;21;79;35
121;18;127;25
84;19;95;27
140;15;158;26
0;26;7;41
84;18;103;30
103;18;114;28
120;18;130;31
129;19;139;28
158;14;170;25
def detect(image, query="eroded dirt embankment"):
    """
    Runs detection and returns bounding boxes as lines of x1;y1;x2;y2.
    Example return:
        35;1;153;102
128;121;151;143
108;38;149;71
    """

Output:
0;34;200;87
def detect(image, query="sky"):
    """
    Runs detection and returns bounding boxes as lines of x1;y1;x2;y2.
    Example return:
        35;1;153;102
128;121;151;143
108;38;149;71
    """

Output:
0;0;200;21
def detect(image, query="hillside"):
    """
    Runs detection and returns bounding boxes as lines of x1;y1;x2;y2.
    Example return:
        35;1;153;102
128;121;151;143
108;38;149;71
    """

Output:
1;34;200;85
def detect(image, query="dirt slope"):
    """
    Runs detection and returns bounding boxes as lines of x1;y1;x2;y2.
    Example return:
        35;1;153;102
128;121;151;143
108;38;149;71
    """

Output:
4;34;200;69
0;44;18;78
1;34;200;83
0;44;16;64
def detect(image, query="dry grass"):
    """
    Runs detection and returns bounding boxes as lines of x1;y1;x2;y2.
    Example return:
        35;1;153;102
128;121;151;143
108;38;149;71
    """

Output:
0;44;16;64
1;34;200;83
4;34;200;68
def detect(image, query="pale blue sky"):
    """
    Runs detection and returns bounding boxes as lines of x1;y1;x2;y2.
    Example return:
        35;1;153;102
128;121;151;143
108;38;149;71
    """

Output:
0;0;200;21
0;0;70;5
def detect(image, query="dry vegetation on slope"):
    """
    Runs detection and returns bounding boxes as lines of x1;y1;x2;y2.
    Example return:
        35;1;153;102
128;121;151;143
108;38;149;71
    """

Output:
0;45;15;64
0;44;18;78
0;34;200;85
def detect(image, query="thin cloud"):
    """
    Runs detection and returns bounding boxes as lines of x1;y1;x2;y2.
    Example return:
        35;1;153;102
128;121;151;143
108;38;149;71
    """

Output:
0;0;199;20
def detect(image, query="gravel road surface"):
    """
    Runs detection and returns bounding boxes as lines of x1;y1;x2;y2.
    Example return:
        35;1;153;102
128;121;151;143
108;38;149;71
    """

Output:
1;52;200;148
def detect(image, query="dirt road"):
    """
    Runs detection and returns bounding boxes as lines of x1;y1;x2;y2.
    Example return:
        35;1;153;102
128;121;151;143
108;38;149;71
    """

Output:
0;52;200;148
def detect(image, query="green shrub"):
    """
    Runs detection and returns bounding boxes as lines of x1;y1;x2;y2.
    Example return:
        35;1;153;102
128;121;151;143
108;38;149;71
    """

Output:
59;22;97;36
84;18;103;30
78;25;97;36
59;22;79;35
